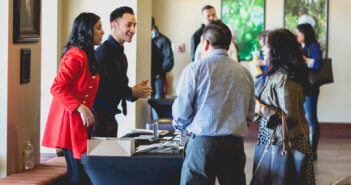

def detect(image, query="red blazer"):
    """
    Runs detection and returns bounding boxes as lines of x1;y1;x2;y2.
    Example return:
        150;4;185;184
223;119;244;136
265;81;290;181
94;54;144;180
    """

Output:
42;47;99;159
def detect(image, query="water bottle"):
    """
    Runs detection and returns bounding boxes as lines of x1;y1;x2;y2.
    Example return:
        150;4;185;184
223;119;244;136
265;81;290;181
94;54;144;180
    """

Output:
23;140;34;170
152;122;159;140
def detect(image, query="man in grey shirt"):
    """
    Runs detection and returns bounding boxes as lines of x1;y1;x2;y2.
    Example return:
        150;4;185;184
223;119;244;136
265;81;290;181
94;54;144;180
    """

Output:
172;21;255;185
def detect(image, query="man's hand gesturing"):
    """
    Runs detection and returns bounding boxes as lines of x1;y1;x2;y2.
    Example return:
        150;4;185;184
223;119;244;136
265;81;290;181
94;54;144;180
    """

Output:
132;78;152;98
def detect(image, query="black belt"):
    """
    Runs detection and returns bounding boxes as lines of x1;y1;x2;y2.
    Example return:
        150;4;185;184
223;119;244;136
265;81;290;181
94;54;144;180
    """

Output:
192;134;243;141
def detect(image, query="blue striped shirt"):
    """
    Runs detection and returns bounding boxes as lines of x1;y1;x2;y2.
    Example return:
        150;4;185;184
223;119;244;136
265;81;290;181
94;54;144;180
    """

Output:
303;42;322;70
172;49;255;137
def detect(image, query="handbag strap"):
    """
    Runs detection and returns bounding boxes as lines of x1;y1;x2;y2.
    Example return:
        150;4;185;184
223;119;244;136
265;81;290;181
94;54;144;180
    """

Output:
281;111;291;154
270;124;278;145
269;111;290;153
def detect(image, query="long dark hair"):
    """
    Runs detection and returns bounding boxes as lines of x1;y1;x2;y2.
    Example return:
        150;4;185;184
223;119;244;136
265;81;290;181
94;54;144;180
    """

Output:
62;12;100;75
265;28;309;91
297;23;318;46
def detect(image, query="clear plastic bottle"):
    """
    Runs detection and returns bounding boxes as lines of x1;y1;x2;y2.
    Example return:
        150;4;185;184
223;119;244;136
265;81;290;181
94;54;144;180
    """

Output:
23;140;34;170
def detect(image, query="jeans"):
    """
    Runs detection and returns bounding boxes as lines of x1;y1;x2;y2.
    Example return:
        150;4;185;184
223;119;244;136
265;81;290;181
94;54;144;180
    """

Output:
181;135;246;185
304;95;320;158
304;95;319;129
62;148;91;185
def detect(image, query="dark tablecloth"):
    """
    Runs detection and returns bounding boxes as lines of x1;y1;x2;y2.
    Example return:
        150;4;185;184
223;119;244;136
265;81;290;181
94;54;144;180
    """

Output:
81;152;183;185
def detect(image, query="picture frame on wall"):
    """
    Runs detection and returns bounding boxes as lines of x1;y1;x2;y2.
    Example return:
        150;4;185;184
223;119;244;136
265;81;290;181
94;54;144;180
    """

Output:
284;0;329;58
221;0;265;61
13;0;40;43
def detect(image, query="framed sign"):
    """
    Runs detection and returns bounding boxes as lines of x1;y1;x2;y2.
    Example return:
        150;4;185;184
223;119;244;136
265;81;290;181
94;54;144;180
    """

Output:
13;0;41;43
222;0;265;61
284;0;329;58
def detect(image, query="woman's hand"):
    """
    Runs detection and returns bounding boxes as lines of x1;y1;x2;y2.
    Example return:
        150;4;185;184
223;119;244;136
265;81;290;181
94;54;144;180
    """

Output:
260;104;273;116
255;99;263;114
303;55;312;65
77;104;94;127
256;100;274;117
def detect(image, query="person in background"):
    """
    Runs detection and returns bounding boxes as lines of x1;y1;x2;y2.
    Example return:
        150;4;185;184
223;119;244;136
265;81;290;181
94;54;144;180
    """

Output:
91;7;152;137
298;8;315;27
42;12;104;185
257;30;269;67
173;22;255;185
190;5;217;61
256;28;315;185
151;17;174;99
252;30;269;96
296;23;323;161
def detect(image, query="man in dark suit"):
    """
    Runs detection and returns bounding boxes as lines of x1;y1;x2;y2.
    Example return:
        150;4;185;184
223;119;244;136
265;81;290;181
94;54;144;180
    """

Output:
91;6;152;137
190;5;217;61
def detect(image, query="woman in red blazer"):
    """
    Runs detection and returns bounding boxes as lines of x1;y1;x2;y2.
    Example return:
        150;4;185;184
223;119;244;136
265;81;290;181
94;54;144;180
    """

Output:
42;12;104;185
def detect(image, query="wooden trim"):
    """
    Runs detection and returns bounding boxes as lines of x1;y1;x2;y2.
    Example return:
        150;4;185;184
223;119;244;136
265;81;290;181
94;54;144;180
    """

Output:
248;122;351;139
319;123;351;138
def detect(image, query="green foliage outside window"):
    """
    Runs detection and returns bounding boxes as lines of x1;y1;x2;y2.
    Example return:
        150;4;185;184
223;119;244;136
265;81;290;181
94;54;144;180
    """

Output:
222;0;265;61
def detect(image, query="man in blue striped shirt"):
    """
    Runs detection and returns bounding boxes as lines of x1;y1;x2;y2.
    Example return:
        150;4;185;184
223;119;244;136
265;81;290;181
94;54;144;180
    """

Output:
172;21;255;185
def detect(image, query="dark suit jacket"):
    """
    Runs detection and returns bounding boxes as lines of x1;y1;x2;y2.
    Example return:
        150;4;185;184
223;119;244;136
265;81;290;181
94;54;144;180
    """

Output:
190;24;205;61
94;35;135;114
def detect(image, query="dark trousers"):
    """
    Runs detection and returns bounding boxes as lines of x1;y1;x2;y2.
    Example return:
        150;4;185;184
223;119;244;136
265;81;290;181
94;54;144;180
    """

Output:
62;148;91;185
304;95;320;158
181;135;246;185
90;110;118;137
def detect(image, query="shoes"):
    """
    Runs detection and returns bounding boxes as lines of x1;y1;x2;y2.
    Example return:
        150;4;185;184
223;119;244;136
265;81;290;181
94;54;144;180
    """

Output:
309;126;320;161
312;152;318;161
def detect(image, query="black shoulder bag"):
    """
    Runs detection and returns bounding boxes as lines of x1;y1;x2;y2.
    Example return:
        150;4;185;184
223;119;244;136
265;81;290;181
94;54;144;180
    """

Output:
308;58;334;86
250;112;308;185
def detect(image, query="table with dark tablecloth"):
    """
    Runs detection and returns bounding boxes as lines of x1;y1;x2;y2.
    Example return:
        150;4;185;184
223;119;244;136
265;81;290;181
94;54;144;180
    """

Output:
81;133;183;185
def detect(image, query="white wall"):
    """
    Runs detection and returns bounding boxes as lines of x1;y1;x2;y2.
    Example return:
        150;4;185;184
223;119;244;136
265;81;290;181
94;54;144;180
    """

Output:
265;0;283;29
135;0;152;129
153;0;351;123
40;0;59;154
0;0;9;178
7;0;41;174
319;0;351;122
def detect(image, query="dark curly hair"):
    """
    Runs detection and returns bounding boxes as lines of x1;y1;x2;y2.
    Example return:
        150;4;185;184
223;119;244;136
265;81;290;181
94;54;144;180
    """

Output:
62;12;100;75
264;28;309;92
